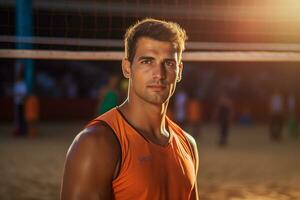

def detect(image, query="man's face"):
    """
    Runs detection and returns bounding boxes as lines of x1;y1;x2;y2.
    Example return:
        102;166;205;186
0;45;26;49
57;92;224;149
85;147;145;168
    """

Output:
122;37;183;105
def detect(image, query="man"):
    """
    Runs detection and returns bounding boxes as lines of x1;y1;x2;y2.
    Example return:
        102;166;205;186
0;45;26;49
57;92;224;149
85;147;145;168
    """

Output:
13;71;28;136
61;18;199;200
269;89;284;141
215;92;233;146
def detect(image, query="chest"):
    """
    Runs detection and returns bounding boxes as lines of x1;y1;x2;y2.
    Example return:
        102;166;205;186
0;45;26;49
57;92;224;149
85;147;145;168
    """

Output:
114;138;196;196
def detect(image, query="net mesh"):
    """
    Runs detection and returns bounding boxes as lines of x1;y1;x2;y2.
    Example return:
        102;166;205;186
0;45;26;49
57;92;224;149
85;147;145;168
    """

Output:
1;0;300;54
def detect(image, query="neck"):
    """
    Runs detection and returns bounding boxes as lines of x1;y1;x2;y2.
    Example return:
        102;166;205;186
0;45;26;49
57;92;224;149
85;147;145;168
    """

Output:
118;98;169;139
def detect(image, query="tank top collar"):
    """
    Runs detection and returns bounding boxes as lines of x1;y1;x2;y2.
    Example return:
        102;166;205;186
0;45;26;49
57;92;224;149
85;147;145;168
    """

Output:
115;107;173;148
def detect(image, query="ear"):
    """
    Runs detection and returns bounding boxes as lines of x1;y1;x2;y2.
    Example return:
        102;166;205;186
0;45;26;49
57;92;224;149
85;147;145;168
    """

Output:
122;58;131;79
177;62;183;82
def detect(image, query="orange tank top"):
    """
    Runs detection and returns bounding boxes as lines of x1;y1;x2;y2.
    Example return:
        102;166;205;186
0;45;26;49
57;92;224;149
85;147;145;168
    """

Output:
87;108;197;200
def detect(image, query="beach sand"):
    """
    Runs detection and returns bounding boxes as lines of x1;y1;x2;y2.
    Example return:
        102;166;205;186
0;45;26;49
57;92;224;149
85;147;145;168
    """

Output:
0;122;299;200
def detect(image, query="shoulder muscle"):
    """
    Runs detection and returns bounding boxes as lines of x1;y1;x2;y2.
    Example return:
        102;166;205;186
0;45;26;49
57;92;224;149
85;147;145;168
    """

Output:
61;124;121;200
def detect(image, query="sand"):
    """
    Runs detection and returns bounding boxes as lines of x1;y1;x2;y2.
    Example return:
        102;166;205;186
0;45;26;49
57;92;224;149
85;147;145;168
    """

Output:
0;122;299;200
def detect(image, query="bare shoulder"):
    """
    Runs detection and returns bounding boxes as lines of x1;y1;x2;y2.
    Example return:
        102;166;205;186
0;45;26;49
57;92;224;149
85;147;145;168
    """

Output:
61;123;120;200
65;124;121;172
67;124;120;158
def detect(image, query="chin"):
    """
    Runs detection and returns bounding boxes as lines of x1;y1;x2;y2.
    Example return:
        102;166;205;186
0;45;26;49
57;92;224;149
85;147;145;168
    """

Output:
149;96;169;105
137;91;170;105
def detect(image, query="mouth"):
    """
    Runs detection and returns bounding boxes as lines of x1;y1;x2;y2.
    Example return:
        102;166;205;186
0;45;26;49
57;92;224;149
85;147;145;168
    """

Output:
147;85;167;92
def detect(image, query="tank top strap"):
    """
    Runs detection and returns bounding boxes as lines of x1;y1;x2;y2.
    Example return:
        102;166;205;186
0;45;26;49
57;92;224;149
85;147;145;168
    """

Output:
166;116;196;168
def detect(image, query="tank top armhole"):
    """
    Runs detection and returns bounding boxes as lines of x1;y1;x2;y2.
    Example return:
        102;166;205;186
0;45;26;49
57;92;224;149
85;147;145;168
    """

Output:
95;120;123;180
183;131;197;170
167;117;197;170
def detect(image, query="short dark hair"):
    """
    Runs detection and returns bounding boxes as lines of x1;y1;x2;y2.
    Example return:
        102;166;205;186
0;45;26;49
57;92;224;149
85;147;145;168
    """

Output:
124;18;187;63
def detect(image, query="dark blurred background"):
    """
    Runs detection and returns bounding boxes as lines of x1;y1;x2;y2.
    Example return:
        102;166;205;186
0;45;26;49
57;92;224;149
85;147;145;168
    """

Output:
1;0;300;122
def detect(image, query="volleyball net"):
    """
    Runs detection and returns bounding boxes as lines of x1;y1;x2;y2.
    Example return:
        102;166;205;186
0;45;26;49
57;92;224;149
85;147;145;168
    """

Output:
1;0;300;61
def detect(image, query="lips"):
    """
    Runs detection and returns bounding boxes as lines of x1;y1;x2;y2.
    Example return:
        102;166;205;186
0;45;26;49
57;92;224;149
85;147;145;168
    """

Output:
147;85;167;91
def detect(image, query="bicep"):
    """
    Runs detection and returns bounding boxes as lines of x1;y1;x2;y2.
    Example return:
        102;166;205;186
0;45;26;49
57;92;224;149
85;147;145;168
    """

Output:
61;127;120;200
61;151;104;200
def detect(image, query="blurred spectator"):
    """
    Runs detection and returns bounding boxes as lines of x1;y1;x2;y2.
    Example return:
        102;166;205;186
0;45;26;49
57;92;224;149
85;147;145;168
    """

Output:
215;92;233;146
61;73;78;98
174;85;188;127
97;75;119;115
186;94;202;138
13;71;28;136
25;94;40;138
287;93;298;138
239;106;253;125
119;78;129;103
269;90;284;141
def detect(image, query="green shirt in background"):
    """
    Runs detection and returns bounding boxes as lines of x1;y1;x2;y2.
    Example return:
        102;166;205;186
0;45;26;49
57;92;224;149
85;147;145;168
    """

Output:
98;90;118;115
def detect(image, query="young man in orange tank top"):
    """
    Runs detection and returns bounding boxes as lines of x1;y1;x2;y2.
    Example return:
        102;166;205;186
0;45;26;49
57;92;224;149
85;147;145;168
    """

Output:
61;18;199;200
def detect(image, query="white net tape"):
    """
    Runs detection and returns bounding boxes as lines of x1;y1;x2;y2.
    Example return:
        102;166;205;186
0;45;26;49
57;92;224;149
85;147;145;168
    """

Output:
1;49;300;62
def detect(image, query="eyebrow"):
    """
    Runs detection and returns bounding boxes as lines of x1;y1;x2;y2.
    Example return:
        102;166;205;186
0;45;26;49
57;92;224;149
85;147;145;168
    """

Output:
164;58;177;62
137;56;177;62
137;56;154;61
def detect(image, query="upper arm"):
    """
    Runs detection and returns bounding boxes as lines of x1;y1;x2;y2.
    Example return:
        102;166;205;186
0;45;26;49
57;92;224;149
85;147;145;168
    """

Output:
60;125;121;200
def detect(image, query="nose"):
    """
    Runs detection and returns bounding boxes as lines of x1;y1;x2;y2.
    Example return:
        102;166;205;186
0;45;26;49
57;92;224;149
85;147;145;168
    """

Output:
152;62;166;80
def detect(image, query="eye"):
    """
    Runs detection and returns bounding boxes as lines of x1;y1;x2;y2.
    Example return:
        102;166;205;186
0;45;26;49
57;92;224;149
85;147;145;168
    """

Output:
164;60;176;68
141;59;152;65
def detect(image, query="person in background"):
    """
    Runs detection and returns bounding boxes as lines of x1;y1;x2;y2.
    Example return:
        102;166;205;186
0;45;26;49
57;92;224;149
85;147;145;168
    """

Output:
287;93;298;138
119;78;129;103
13;71;28;137
97;75;119;115
215;92;233;146
186;94;202;138
174;85;188;127
269;90;284;141
25;94;40;138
